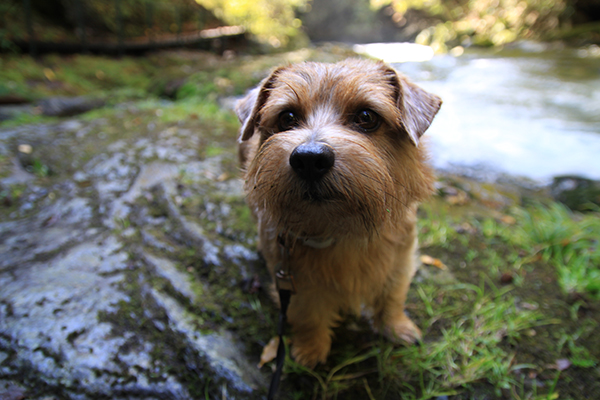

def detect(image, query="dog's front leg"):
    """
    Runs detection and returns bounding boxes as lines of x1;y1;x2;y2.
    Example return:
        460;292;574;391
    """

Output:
376;285;422;345
287;289;339;368
374;235;422;345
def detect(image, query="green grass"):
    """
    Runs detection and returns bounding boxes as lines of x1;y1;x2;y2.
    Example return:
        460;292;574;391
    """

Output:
514;204;600;299
474;202;600;300
388;283;543;398
0;54;156;100
282;280;549;400
0;113;51;128
272;194;600;400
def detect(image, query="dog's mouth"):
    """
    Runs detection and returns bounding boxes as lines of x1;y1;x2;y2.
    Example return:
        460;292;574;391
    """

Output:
302;190;329;202
299;182;336;203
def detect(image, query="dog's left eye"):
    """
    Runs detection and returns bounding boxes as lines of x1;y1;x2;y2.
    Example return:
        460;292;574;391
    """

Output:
354;110;381;132
278;111;300;132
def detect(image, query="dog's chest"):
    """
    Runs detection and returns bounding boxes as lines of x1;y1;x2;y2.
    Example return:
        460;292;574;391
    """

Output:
292;241;395;298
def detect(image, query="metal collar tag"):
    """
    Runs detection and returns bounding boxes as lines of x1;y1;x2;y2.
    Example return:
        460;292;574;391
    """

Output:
275;235;296;294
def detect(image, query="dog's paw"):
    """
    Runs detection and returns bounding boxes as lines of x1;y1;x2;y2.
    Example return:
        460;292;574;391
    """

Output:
384;314;422;345
291;335;331;368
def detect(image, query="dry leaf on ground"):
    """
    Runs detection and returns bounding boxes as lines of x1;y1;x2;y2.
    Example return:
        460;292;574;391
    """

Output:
420;255;448;270
258;336;279;368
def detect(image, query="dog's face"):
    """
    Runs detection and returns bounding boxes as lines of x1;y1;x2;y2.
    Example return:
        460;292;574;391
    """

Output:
237;59;441;238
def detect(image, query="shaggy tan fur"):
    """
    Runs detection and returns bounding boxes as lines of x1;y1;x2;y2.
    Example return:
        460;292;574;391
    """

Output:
236;59;442;367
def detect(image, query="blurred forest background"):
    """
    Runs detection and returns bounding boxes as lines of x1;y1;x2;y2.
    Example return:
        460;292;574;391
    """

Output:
1;1;600;400
1;0;599;55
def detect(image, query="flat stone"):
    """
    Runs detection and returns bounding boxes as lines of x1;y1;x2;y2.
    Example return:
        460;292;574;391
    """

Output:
0;107;267;399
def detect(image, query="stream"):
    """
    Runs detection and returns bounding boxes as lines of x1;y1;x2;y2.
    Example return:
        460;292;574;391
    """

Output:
358;43;600;184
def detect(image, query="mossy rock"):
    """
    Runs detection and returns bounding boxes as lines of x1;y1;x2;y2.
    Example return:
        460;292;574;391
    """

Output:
551;175;600;212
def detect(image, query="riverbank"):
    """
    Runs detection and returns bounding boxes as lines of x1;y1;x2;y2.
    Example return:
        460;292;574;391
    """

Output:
1;47;599;400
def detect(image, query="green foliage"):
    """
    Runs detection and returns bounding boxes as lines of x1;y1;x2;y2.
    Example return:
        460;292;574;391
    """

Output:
387;283;543;398
283;281;548;399
0;54;155;101
0;183;27;209
374;0;568;51
135;98;237;128
196;0;308;47
285;347;382;400
85;0;220;37
0;113;49;129
175;67;262;101
0;0;220;54
29;159;50;177
515;203;600;299
462;202;600;300
418;202;457;248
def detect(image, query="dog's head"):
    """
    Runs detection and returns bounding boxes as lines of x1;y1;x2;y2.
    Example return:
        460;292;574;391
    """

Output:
237;59;441;238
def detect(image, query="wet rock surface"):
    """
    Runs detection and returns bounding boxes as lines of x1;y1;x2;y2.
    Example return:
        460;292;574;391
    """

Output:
0;107;267;399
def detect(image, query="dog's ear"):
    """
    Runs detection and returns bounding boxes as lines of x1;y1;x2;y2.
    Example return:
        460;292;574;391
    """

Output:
236;67;286;142
385;67;442;147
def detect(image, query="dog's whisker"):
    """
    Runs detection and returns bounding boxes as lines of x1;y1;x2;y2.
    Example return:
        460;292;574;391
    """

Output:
353;171;410;212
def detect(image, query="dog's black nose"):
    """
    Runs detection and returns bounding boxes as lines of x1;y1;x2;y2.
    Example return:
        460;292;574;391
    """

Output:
289;142;335;181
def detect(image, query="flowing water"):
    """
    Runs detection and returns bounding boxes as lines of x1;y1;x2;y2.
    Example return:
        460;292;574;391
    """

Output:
358;43;600;184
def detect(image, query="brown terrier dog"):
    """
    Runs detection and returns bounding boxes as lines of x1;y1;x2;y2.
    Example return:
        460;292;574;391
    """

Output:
236;59;441;367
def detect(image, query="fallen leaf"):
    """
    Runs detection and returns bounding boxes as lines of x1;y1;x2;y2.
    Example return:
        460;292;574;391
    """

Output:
258;336;279;368
500;215;517;225
455;222;477;234
420;255;447;270
552;358;572;371
43;67;56;81
446;191;469;205
420;254;435;264
217;173;229;182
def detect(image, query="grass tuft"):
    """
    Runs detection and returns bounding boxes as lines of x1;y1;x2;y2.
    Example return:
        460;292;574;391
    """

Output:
510;203;600;299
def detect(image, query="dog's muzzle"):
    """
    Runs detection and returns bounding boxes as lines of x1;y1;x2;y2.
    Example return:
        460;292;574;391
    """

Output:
289;142;335;182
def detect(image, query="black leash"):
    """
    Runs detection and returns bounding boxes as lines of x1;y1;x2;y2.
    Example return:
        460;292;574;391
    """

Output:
267;288;291;400
267;235;296;400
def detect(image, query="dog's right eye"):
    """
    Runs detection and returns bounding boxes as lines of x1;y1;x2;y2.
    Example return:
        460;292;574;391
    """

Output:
278;111;300;132
354;109;381;132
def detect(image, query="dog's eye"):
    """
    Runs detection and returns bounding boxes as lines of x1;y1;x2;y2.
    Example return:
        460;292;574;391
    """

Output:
278;111;300;132
354;110;381;132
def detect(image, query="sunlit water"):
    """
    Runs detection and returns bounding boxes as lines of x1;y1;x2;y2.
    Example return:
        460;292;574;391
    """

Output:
357;43;600;184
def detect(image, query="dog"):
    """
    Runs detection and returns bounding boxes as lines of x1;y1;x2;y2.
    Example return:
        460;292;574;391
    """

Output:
236;59;441;367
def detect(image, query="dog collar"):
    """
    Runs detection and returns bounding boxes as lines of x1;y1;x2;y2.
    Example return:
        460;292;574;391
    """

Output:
275;234;296;293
